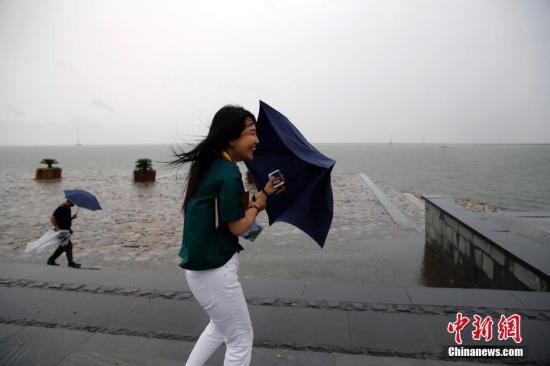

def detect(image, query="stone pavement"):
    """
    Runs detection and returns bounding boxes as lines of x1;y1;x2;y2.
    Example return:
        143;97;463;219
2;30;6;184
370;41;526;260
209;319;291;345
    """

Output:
1;263;549;365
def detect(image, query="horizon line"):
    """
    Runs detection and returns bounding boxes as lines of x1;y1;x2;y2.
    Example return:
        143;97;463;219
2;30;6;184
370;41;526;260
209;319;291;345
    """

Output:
1;142;550;147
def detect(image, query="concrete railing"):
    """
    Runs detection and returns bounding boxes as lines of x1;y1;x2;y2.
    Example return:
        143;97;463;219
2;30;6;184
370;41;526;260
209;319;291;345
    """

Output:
423;195;550;292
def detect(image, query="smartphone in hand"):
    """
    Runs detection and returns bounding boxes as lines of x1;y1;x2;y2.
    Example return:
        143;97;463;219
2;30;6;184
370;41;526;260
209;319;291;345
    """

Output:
268;170;285;189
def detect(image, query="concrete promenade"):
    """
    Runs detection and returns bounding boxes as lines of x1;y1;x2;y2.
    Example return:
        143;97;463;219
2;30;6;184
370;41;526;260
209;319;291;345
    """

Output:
1;263;549;365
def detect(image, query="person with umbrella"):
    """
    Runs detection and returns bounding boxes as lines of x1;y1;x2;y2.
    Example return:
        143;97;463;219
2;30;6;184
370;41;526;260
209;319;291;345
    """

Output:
170;105;283;366
47;189;102;268
47;199;81;268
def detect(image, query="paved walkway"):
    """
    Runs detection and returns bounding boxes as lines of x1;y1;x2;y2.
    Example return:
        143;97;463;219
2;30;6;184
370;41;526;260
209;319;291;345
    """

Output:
1;263;549;365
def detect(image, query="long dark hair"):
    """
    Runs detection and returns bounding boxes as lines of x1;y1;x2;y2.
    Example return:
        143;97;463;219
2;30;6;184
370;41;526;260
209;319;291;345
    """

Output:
169;105;256;211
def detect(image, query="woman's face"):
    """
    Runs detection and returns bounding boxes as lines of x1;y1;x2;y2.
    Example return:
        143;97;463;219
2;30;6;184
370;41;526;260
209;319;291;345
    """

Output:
228;118;259;161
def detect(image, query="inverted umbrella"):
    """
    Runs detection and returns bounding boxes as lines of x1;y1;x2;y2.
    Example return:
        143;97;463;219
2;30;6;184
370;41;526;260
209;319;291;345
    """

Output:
245;101;336;247
64;189;102;211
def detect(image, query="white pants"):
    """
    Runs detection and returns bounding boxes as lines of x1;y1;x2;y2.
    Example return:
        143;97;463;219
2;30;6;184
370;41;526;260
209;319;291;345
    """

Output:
185;254;253;366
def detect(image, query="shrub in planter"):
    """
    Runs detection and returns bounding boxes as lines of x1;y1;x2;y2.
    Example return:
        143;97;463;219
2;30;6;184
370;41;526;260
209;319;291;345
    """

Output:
35;158;62;180
134;158;156;183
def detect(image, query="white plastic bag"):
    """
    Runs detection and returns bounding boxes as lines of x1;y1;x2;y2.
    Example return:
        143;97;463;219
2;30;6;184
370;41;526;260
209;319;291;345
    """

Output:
25;229;72;253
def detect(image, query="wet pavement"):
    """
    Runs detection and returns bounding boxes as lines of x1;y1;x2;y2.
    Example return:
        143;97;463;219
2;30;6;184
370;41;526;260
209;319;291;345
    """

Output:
0;170;428;286
1;263;548;365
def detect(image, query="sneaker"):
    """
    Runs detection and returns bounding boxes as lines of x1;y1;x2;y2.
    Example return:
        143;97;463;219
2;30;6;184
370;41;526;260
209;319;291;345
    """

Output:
68;262;81;268
47;261;59;266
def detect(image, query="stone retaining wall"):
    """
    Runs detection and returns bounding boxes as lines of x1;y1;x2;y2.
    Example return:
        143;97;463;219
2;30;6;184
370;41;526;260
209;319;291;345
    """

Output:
424;197;549;292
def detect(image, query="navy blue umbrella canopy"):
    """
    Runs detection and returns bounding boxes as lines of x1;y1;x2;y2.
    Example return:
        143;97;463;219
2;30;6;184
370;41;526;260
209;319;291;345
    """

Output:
64;189;102;211
245;101;336;247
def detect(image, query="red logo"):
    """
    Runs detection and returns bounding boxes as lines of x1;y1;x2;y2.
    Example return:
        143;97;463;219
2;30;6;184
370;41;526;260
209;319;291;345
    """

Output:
498;314;522;344
472;315;494;342
447;312;470;345
447;313;522;345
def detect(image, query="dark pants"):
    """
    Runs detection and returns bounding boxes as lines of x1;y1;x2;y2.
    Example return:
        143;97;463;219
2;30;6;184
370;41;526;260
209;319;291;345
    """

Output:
48;241;75;264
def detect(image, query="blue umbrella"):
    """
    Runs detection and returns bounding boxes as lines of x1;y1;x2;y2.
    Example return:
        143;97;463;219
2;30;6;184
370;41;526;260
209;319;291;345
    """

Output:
64;189;102;211
245;101;336;247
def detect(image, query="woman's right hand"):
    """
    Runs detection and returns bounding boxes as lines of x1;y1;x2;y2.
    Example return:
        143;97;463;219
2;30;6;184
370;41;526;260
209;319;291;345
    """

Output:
262;176;285;197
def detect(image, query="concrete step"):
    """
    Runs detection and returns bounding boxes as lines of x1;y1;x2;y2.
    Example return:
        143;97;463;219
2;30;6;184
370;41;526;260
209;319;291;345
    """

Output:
0;285;548;364
0;324;504;366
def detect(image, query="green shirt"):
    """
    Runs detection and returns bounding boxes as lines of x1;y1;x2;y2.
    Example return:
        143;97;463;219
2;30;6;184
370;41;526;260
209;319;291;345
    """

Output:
179;157;245;270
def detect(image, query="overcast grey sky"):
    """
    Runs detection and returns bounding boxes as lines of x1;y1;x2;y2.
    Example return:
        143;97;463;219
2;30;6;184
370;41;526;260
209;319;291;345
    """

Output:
0;0;549;145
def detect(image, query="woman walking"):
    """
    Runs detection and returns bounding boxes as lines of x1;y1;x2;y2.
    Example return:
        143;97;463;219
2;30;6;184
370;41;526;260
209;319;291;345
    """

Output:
171;105;282;366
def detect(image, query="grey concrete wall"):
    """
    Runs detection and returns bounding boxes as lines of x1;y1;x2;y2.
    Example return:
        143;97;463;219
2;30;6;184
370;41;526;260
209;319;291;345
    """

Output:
425;200;548;291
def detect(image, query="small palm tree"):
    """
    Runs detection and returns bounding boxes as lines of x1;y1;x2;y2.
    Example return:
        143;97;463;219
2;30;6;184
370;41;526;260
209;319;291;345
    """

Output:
36;158;62;180
135;158;153;171
40;159;59;168
133;158;155;183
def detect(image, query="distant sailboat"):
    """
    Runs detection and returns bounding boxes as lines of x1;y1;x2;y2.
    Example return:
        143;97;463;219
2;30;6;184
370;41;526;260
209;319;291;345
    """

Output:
388;136;394;145
76;128;82;146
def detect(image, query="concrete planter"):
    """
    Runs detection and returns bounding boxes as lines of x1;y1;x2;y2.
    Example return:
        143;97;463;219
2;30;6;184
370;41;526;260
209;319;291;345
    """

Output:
134;170;156;183
35;167;62;180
